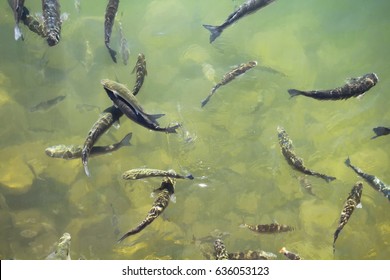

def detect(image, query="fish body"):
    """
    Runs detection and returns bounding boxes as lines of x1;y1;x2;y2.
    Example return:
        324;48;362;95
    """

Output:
371;126;390;139
42;0;62;46
118;20;130;65
29;95;66;112
345;158;389;202
22;13;46;38
288;73;379;100
122;168;194;180
201;61;257;107
81;105;124;176
46;233;71;260
279;247;301;260
203;0;275;43
131;53;147;96
242;222;294;234
333;182;363;252
8;0;27;40
45;132;132;159
104;0;119;63
228;250;277;260
118;177;176;242
277;126;336;183
214;239;229;260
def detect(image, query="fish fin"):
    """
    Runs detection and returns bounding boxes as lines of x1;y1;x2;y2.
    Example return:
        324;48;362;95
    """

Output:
186;174;194;180
202;24;222;43
165;123;181;134
201;94;212;107
324;175;336;183
287;89;303;98
170;194;176;203
112;121;120;129
83;164;90;177
344;157;351;167
145;113;165;121
119;133;132;147
14;25;23;41
356;203;362;209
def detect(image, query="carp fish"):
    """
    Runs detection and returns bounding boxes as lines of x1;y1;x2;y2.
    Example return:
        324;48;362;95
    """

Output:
131;53;147;96
104;0;119;63
81;105;124;177
203;0;276;43
29;95;66;112
122;168;194;180
288;73;379;100
277;126;336;183
45;132;132;160
46;232;71;260
371;126;390;139
333;182;363;252
241;222;294;234
201;61;257;107
345;157;389;202
279;247;301;260
117;177;176;243
42;0;62;46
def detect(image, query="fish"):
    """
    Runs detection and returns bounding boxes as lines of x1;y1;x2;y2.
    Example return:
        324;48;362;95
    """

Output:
21;12;46;38
110;203;120;238
45;132;132;160
46;232;71;260
42;0;62;46
240;222;294;234
288;73;379;100
8;0;27;40
345;157;389;202
81;105;124;177
371;126;390;139
203;0;276;43
214;239;229;260
29;95;66;112
279;247;301;260
75;103;101;113
228;250;277;260
201;61;257;107
131;53;147;96
277;126;336;183
333;182;363;252
101;79;181;133
297;175;315;196
122;168;194;180
118;177;176;242
118;18;130;66
104;0;119;63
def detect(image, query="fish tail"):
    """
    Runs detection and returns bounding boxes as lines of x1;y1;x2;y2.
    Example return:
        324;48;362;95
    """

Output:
186;174;195;180
117;232;130;243
324;175;336;183
14;25;23;41
119;132;133;147
344;157;351;167
165;123;182;134
287;89;304;98
106;44;117;63
81;151;91;177
202;24;222;43
201;93;213;108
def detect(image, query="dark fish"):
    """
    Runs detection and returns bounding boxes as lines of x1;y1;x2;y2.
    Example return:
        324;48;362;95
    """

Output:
22;13;46;38
345;157;389;202
81;105;124;177
118;19;130;65
42;0;62;46
201;61;257;107
241;222;294;234
371;126;390;139
118;177;176;242
228;250;277;260
101;79;181;134
131;53;147;96
214;239;229;260
288;73;379;100
8;0;27;40
29;95;66;112
277;126;336;183
104;0;119;63
122;168;194;180
45;132;132;159
279;247;301;260
203;0;276;43
333;182;363;252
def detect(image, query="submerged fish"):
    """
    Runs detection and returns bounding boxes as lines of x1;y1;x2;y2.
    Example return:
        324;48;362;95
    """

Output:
45;132;132;160
118;177;176;242
42;0;62;46
101;79;181;133
131;53;147;96
241;222;294;234
46;233;71;260
201;61;257;107
118;19;130;65
279;247;301;260
371;126;390;139
203;0;276;43
8;0;27;40
345;157;389;202
228;250;277;260
29;95;66;112
104;0;119;63
110;203;120;238
22;12;46;38
81;105;124;176
297;175;315;196
214;239;229;260
122;168;194;180
288;73;379;100
333;182;363;252
75;103;101;113
277;126;336;183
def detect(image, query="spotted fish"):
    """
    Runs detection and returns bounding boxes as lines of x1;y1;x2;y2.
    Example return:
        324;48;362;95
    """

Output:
333;182;363;252
81;105;124;176
228;250;277;260
131;53;147;96
214;239;229;260
277;126;336;183
371;126;390;139
201;61;257;107
203;0;276;43
288;73;379;100
104;0;119;63
279;247;301;260
241;222;294;234
122;168;194;180
117;177;176;243
42;0;62;46
345;157;389;202
46;233;71;260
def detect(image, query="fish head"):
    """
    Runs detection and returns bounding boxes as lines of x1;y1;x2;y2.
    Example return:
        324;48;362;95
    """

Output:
249;61;258;67
47;32;60;47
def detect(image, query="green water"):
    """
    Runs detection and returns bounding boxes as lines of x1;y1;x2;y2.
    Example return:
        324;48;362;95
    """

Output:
0;0;389;260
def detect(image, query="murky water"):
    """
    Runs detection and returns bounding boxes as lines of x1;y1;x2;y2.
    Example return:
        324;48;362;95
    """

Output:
0;0;389;260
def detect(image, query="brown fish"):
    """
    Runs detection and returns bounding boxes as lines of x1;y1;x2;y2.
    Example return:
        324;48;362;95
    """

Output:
131;53;147;96
104;0;119;62
122;168;194;180
279;247;301;260
42;0;62;46
214;239;229;260
241;222;294;234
